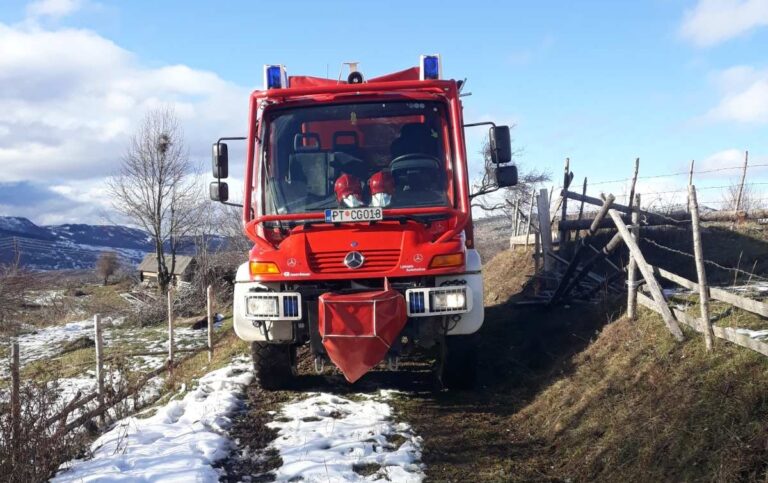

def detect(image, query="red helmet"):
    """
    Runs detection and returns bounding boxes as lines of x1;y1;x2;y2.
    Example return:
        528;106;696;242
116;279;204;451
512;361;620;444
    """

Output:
368;170;395;195
334;173;363;203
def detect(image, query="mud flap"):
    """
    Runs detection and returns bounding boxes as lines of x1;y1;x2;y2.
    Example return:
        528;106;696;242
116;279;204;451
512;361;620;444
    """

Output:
318;288;407;383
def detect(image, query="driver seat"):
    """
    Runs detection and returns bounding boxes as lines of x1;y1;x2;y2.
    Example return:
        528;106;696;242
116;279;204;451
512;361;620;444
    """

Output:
390;123;439;158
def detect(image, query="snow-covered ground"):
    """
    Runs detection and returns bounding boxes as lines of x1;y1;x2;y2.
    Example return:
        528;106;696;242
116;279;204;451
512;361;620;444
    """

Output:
266;391;424;482
53;358;254;482
1;316;216;379
52;360;424;482
735;328;768;340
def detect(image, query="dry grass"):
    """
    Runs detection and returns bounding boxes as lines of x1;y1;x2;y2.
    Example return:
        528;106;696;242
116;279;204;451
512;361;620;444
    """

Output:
508;309;768;482
482;247;534;306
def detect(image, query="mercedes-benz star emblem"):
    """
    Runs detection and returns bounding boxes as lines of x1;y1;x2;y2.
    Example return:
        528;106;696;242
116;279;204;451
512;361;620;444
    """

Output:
344;251;365;269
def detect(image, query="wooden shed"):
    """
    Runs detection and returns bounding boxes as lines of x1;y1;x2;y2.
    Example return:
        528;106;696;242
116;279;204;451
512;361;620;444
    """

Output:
138;254;196;285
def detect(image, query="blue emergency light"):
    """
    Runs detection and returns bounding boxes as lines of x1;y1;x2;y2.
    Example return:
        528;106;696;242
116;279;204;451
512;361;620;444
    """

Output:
420;54;441;80
263;65;288;89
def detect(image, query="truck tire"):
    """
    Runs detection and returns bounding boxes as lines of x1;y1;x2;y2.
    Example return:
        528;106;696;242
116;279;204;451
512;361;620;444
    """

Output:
251;342;296;390
441;335;478;390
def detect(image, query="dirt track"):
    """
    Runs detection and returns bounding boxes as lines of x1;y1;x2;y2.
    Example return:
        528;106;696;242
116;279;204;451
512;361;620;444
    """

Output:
220;250;609;481
221;247;768;481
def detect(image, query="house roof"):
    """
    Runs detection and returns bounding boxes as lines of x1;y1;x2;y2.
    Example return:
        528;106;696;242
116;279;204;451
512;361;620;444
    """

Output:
138;254;195;275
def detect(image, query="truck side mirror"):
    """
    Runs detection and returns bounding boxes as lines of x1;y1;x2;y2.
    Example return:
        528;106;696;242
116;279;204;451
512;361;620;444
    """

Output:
495;165;518;188
489;126;512;164
212;142;229;179
210;181;229;202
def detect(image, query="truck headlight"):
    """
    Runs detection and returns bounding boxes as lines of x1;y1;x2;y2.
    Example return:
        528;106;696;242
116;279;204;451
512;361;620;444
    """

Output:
430;290;467;311
406;286;471;316
246;296;279;318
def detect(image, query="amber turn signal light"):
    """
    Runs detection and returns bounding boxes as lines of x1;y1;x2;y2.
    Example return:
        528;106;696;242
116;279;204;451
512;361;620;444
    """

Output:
429;253;464;268
249;261;280;275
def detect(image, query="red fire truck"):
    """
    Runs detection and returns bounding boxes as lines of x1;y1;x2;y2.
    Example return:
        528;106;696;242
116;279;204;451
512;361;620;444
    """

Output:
210;56;516;389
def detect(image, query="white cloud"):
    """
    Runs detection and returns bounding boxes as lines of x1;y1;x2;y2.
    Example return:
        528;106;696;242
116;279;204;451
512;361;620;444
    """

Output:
0;21;250;184
693;148;767;180
697;148;747;170
680;0;768;47
705;66;768;123
26;0;84;19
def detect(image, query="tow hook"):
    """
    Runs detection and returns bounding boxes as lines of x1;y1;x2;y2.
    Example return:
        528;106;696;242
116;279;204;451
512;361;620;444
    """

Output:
313;356;325;374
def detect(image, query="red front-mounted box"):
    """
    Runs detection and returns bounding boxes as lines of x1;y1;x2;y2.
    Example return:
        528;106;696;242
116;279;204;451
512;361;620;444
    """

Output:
318;289;407;382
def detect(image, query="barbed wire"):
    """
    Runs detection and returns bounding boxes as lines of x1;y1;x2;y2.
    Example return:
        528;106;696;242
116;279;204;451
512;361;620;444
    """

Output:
640;236;768;283
588;162;768;187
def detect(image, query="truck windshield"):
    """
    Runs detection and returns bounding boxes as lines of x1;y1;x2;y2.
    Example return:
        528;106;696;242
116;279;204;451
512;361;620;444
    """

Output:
262;101;452;215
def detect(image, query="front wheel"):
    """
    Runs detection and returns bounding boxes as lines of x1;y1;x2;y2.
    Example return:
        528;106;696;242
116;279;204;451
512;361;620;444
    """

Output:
440;335;478;390
251;342;296;390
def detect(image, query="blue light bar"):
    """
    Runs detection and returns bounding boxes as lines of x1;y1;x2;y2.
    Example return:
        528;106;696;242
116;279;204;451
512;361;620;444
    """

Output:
263;65;288;89
420;54;441;80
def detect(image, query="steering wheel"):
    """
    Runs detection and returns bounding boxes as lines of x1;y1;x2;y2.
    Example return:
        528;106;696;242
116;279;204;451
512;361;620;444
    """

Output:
389;154;442;174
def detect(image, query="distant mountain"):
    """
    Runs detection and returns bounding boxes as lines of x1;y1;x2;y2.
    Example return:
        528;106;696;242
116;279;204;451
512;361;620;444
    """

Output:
0;216;56;241
0;216;226;271
48;224;154;250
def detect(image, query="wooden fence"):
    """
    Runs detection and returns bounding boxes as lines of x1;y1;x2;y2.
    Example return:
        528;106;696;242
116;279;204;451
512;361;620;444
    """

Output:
6;285;222;442
525;159;768;359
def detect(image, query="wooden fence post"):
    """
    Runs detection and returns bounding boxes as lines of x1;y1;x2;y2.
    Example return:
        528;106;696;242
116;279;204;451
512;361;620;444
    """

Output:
734;150;748;213
11;341;20;455
574;177;588;243
534;229;541;275
688;159;695;186
525;191;535;247
537;189;554;272
167;287;174;372
627;194;641;320
628;158;639;209
94;314;105;423
559;157;571;249
609;209;684;341
513;198;520;237
207;285;214;363
689;185;714;351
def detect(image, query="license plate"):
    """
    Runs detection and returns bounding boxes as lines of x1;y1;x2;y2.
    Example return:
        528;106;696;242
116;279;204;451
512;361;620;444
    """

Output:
324;207;383;223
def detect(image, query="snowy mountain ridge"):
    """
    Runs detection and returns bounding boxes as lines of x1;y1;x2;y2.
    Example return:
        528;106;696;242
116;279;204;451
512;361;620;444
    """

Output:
0;216;221;271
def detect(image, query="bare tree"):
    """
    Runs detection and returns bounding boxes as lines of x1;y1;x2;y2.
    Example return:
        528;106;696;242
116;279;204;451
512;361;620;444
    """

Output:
185;204;249;310
108;107;203;294
95;251;119;286
722;180;761;212
469;134;550;218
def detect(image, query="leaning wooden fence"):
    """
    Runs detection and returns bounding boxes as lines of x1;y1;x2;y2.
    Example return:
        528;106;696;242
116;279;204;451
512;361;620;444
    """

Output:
525;157;768;360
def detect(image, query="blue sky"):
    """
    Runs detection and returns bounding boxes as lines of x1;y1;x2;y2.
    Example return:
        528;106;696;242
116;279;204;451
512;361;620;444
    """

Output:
1;0;767;224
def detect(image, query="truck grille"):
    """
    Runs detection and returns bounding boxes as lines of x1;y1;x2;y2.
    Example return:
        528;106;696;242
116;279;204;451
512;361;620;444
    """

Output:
308;249;399;274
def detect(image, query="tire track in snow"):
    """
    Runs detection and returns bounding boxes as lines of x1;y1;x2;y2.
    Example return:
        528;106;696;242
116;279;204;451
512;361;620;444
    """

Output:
265;391;424;482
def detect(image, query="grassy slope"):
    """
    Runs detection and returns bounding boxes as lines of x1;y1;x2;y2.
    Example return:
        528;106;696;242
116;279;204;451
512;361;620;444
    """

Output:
396;248;768;482
511;313;768;482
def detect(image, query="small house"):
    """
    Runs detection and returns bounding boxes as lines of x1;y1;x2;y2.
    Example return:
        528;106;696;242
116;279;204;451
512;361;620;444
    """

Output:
138;254;196;285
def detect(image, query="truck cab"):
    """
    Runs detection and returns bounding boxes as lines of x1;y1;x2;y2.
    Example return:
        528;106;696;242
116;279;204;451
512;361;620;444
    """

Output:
211;57;516;388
